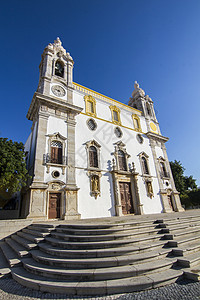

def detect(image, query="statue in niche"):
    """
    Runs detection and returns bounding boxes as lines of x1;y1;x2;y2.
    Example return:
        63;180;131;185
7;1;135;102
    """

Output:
91;175;100;199
147;181;154;198
92;176;99;192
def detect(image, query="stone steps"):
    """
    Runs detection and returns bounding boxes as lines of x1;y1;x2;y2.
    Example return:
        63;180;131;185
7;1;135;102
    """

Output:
165;215;200;225
22;256;176;281
12;266;183;295
31;247;170;268
45;233;168;250
0;241;21;267
50;228;163;242
11;234;38;250
17;231;44;243
172;240;200;256
5;237;31;258
167;232;200;248
39;239;167;258
22;228;50;238
56;225;159;236
0;211;199;295
0;244;11;278
177;252;200;268
183;263;200;282
28;225;55;233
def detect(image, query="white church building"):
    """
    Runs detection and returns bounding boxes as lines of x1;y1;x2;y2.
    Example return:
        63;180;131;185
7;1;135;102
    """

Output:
21;38;184;220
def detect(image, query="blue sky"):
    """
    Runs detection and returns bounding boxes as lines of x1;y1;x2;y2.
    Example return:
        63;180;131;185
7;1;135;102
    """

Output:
0;0;199;185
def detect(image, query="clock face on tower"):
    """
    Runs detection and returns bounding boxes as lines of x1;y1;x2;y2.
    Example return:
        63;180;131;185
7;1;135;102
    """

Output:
51;85;66;97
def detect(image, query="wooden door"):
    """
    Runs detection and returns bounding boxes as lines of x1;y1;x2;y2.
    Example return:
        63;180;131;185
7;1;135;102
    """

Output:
48;193;61;219
51;147;62;164
119;182;134;215
168;195;175;211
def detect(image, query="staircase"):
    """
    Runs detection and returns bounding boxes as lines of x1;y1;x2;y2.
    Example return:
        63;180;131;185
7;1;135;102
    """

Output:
0;211;200;296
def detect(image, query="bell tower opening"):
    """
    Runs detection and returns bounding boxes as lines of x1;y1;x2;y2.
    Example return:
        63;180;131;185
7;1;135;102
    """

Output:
55;60;64;77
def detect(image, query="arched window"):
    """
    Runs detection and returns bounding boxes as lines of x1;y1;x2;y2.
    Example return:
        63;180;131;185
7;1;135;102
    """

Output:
132;114;142;132
51;141;62;164
146;103;152;116
109;105;121;125
89;146;98;168
55;60;64;77
118;150;127;171
84;95;97;117
160;162;167;178
142;156;149;175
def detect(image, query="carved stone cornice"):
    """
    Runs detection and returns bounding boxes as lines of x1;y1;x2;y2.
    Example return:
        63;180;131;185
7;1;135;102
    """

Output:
27;92;82;121
146;131;169;143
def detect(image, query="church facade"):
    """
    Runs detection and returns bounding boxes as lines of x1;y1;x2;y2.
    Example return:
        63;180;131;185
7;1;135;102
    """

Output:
21;38;184;220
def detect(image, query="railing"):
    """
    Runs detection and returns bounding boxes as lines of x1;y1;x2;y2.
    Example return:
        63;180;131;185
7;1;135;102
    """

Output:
43;154;67;165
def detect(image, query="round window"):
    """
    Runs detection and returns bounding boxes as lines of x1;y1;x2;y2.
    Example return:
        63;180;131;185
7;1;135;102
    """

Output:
114;127;123;138
137;134;144;144
87;118;97;131
52;170;60;178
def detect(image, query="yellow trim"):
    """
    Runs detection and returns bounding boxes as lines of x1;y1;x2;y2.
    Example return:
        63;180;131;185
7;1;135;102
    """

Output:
84;95;97;117
109;105;121;125
73;82;142;115
132;114;142;132
81;112;145;134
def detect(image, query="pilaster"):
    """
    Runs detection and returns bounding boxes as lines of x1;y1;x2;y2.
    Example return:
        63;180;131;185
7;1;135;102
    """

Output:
64;112;81;219
161;143;184;212
131;166;144;215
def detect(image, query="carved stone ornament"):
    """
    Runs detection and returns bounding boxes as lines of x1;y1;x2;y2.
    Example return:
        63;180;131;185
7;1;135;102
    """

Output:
132;81;145;98
46;37;73;62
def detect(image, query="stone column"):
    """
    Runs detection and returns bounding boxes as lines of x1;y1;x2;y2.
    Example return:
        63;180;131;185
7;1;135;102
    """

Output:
64;112;80;220
161;143;184;212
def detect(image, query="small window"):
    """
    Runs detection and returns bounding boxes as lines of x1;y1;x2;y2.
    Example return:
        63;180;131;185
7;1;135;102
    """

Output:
84;95;96;117
110;105;121;125
55;60;64;77
113;111;119;122
118;150;127;171
88;101;94;114
114;127;123;138
137;134;143;144
142;156;149;175
160;162;168;178
132;114;142;132
89;146;98;168
52;170;60;178
146;103;152;116
87;118;97;131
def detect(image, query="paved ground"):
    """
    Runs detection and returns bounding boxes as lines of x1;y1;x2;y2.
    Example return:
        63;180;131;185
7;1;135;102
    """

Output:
0;277;199;300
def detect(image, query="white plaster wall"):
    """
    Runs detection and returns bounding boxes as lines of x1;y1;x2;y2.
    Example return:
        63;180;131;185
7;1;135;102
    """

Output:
77;170;115;219
74;89;163;218
47;116;67;140
44;116;68;183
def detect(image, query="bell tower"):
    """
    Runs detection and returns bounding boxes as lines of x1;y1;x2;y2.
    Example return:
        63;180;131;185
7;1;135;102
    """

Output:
128;81;161;135
128;81;184;213
24;38;83;220
37;37;74;103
